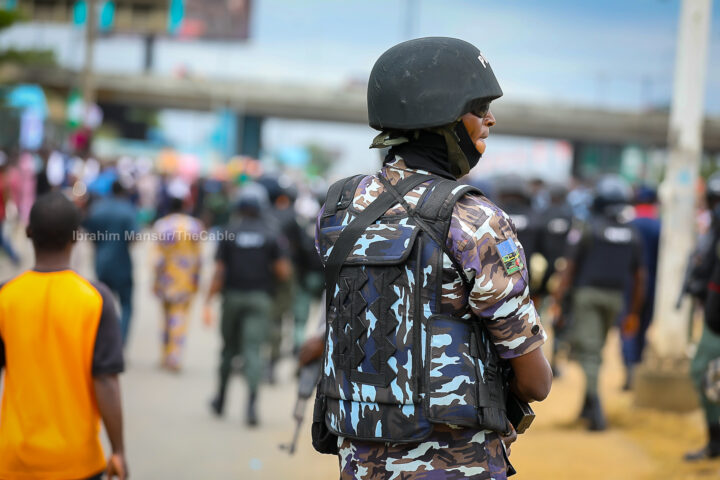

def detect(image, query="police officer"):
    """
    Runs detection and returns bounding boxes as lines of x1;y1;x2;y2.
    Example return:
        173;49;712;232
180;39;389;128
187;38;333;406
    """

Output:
536;183;574;376
312;37;552;479
686;172;720;460
621;186;661;390
537;183;573;298
204;184;291;426
554;175;645;431
258;175;304;382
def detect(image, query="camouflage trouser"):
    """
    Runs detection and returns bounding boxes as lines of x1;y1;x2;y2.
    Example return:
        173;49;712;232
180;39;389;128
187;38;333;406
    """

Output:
570;286;624;394
338;426;508;480
690;324;720;424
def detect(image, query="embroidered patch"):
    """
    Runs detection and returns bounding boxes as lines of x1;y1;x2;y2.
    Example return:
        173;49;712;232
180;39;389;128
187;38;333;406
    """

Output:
496;238;523;275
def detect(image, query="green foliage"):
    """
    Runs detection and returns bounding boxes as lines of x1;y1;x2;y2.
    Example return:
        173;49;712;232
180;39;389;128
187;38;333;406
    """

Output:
0;8;25;31
306;143;337;177
0;9;56;67
0;48;55;65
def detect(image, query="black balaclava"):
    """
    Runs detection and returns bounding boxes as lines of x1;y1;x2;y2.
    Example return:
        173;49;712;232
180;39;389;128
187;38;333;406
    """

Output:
382;122;481;180
387;130;455;180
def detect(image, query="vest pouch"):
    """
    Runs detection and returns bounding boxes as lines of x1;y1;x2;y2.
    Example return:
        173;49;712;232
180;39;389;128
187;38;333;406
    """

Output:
424;314;483;427
311;392;339;455
319;222;434;441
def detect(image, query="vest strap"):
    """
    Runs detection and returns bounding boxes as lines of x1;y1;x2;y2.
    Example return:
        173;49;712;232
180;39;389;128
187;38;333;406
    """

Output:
322;174;365;218
324;173;435;312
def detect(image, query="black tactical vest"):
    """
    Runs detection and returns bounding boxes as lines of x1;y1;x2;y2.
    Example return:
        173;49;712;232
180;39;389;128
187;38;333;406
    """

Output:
314;173;508;445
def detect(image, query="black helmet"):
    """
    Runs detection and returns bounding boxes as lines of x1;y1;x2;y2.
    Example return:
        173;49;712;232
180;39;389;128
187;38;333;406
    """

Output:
593;175;632;212
706;172;720;206
234;182;269;214
367;37;503;131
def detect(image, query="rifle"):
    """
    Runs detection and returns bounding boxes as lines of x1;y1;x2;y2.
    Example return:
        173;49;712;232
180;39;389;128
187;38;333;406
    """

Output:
279;360;322;455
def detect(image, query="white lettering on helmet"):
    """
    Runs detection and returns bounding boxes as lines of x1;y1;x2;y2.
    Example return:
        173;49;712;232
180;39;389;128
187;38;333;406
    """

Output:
478;53;488;68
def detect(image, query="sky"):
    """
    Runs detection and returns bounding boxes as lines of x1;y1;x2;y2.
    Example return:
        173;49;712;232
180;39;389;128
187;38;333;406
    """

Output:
2;0;719;111
1;0;719;177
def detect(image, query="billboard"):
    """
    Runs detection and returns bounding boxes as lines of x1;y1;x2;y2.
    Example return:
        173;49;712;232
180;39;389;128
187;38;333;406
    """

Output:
176;0;251;40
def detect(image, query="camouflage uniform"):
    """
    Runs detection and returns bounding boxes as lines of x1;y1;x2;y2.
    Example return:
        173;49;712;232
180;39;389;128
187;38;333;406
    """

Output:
318;158;546;480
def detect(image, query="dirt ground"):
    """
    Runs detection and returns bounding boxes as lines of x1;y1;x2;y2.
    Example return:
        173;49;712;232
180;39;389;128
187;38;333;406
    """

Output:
509;329;719;480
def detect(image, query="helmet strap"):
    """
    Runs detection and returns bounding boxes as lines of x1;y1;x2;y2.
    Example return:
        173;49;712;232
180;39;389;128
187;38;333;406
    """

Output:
370;131;409;149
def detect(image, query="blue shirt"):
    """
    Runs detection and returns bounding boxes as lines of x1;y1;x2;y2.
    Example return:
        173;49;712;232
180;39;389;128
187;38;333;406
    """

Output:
83;196;138;284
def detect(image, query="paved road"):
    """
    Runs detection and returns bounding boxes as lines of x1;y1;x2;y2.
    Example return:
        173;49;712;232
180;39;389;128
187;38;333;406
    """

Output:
1;235;337;479
115;242;338;479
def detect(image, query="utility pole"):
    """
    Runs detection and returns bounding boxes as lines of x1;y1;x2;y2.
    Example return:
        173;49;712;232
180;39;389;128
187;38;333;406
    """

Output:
404;0;418;40
81;0;97;109
635;0;713;410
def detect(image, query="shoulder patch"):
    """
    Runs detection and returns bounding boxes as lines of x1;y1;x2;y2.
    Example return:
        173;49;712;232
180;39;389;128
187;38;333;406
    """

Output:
496;238;523;275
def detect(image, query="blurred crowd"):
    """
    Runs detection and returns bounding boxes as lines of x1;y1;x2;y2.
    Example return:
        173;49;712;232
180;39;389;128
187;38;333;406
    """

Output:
2;144;720;452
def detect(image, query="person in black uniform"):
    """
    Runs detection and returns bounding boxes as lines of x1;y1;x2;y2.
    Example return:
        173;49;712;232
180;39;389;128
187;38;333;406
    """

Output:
537;183;574;376
686;172;720;460
204;184;292;426
554;175;646;431
258;175;304;382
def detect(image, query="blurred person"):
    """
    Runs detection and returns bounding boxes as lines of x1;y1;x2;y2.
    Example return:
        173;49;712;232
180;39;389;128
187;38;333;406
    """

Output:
258;175;304;381
6;150;36;226
686;172;720;461
0;192;126;479
200;179;231;229
0;154;20;266
83;181;138;345
537;183;573;298
536;183;573;376
567;178;593;222
35;148;53;196
312;38;551;479
529;177;550;211
205;184;291;426
620;186;660;390
152;182;203;372
554;175;645;431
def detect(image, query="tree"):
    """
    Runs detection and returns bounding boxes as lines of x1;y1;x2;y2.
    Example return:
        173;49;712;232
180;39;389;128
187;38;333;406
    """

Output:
0;8;55;70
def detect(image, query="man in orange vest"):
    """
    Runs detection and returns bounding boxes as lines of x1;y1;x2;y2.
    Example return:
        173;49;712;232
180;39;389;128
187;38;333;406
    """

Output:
0;191;127;479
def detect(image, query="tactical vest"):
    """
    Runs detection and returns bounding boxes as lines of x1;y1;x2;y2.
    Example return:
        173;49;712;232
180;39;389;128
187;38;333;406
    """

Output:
315;173;508;444
574;215;640;291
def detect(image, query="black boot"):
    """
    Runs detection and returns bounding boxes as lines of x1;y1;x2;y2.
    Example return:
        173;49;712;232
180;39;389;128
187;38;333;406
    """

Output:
581;393;606;431
579;393;592;420
210;380;228;417
246;391;258;427
588;395;607;431
622;366;634;392
685;422;720;461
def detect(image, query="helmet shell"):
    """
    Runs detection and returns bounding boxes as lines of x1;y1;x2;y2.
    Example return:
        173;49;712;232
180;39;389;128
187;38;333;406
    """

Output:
593;175;633;211
367;37;503;131
234;182;269;213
